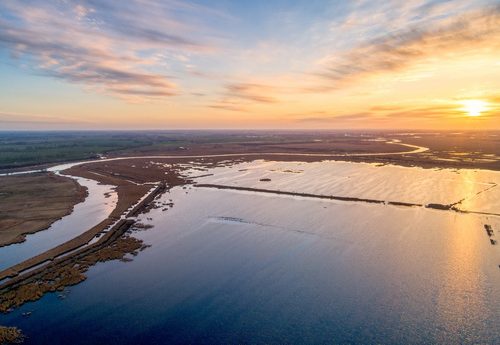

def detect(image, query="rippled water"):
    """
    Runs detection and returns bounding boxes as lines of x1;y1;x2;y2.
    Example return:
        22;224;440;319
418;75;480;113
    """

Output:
192;160;500;213
1;160;499;344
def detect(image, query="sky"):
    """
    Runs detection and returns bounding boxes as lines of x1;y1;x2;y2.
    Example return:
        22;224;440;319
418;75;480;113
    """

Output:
0;0;499;130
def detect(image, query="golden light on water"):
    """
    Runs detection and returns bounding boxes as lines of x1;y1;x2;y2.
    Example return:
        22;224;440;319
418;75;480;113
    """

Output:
460;100;488;117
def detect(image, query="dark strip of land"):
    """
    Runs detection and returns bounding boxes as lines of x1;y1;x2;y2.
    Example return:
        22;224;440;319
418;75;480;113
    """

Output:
0;219;135;291
127;183;167;217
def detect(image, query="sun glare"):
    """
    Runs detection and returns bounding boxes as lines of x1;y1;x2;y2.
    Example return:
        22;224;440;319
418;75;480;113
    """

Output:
461;100;488;117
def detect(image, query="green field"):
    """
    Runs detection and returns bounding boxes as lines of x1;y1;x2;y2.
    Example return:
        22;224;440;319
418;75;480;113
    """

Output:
0;131;284;170
0;131;175;169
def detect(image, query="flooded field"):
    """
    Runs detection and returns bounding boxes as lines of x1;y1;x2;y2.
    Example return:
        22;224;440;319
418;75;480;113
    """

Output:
192;160;500;214
0;159;499;344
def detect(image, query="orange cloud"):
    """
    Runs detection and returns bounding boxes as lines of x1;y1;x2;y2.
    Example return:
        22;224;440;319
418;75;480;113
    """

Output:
315;5;500;88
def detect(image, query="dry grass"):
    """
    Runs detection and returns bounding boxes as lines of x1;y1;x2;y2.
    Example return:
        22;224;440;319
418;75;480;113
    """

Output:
0;173;87;247
0;326;24;344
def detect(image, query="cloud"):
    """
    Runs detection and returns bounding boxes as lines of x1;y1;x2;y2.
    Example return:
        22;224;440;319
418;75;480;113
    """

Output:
293;107;449;126
209;102;248;112
0;1;221;101
385;106;457;119
208;82;278;112
1;0;499;131
225;83;278;104
482;94;500;107
0;111;93;128
316;5;500;88
370;105;405;112
294;100;500;125
297;112;376;123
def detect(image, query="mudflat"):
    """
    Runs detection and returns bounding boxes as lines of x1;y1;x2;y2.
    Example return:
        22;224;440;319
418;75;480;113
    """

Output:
0;173;87;247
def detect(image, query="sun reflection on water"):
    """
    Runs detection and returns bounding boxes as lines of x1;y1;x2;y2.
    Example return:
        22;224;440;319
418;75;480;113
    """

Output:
435;171;490;343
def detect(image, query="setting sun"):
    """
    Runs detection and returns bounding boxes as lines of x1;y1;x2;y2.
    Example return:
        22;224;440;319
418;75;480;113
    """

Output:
461;100;488;117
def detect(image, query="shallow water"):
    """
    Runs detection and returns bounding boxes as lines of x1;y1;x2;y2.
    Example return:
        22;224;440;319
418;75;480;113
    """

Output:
1;160;499;344
193;160;500;213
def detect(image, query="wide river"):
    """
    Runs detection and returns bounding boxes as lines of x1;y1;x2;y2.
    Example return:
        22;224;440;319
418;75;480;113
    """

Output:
1;158;499;344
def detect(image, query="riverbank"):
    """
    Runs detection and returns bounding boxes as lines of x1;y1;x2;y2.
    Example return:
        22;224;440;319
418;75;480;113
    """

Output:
0;187;165;312
0;159;188;314
0;173;87;247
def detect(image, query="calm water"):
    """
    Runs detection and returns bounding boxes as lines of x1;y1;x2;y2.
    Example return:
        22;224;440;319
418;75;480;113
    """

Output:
1;160;499;344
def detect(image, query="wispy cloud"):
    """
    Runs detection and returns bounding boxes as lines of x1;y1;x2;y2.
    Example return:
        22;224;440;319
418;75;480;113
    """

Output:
209;101;248;112
315;5;500;88
208;83;279;112
0;111;92;127
0;1;499;129
206;2;500;114
296;112;379;123
225;83;278;104
0;0;221;101
295;99;499;126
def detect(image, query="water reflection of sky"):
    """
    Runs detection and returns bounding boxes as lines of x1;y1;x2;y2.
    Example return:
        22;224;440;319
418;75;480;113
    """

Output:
193;160;500;213
2;180;498;344
1;160;499;344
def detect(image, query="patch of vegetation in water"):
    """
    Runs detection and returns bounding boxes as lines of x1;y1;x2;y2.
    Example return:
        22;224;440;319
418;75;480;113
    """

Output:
0;326;24;344
0;236;147;313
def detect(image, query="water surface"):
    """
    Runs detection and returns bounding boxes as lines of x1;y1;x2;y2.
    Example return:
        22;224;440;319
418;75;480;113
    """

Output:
1;160;499;344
